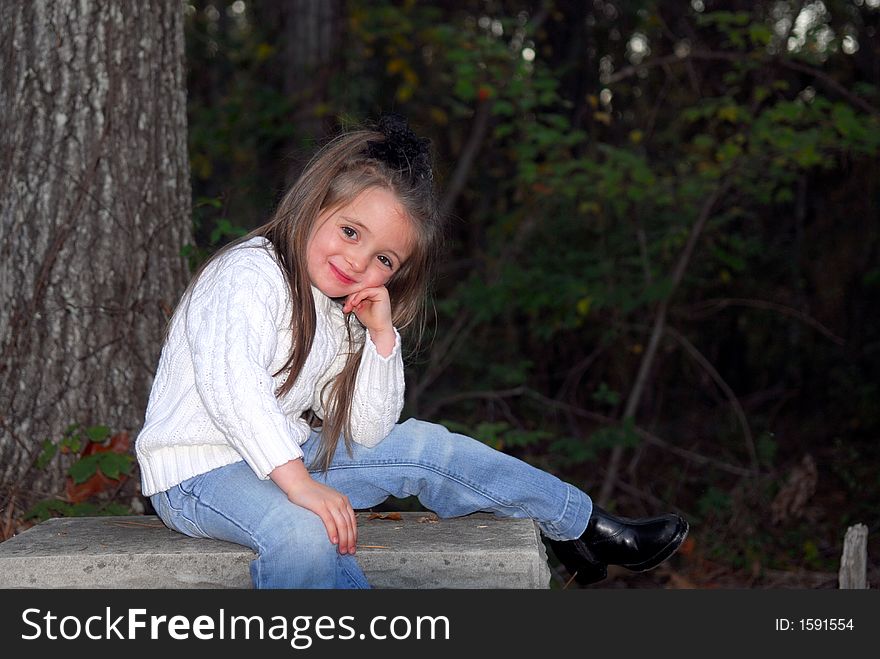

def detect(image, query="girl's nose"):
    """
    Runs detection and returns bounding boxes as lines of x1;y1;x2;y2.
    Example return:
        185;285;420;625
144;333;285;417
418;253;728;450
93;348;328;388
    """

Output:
346;249;366;273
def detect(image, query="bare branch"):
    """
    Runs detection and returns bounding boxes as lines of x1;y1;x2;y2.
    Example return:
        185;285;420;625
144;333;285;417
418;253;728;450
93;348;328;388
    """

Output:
682;297;845;345
554;344;607;403
606;49;879;117
665;325;759;473
407;313;478;413
440;99;492;218
779;57;879;117
424;385;756;477
599;176;736;505
423;386;526;419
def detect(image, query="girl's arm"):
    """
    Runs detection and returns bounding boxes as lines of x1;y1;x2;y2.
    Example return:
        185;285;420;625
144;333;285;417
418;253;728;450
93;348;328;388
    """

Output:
349;326;406;445
313;287;405;447
185;249;310;478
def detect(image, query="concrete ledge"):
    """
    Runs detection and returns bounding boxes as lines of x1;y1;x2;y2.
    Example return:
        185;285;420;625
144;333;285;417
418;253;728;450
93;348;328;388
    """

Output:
0;513;551;589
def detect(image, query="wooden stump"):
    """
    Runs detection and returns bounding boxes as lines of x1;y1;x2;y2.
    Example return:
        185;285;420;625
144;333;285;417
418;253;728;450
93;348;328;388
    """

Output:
838;523;868;589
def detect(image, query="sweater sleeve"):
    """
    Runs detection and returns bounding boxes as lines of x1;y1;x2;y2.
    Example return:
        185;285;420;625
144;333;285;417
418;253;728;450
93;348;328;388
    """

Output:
184;248;307;478
312;325;405;447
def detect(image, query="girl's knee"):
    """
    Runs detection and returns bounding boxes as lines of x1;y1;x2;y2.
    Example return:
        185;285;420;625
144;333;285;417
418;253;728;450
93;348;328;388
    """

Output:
253;512;339;586
398;418;459;446
394;418;501;468
399;417;444;435
404;417;494;449
390;418;456;459
257;507;335;559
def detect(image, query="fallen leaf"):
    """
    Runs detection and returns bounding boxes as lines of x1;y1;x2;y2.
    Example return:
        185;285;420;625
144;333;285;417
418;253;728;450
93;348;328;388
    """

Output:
367;512;403;521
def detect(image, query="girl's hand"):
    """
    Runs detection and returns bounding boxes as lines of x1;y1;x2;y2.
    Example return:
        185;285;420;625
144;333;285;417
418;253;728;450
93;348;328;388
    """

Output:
343;286;397;356
271;459;357;555
286;477;358;555
343;285;393;333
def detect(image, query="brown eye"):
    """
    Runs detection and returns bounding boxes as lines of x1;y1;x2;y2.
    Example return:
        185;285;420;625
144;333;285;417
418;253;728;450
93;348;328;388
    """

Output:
341;226;357;238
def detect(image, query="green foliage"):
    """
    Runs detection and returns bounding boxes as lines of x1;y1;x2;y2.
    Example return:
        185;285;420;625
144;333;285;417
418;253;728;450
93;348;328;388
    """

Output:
548;435;598;465
24;424;135;522
24;500;131;522
585;417;641;451
697;486;733;520
182;197;249;271
68;452;133;484
35;424;110;469
591;383;621;407
439;419;554;451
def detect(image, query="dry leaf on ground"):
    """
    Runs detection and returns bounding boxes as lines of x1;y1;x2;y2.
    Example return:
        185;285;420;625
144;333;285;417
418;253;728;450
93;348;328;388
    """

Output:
367;512;403;521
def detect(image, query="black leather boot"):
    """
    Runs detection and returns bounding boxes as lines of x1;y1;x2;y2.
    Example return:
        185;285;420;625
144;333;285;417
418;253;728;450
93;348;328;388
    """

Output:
548;506;688;585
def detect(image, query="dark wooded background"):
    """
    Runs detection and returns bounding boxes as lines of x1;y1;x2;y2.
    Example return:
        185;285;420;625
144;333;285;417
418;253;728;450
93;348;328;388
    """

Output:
2;0;878;588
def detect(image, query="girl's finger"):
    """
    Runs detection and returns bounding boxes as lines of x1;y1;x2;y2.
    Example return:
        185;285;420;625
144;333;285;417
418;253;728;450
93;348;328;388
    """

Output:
348;507;358;554
329;506;350;554
344;291;365;312
320;511;339;547
340;500;356;554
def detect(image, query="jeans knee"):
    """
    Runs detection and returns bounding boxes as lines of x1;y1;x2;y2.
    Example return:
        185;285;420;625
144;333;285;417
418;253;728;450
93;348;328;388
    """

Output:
257;510;337;570
397;418;452;454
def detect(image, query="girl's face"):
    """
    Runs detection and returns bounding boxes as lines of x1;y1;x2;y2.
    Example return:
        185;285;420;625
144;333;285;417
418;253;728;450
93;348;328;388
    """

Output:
306;186;415;299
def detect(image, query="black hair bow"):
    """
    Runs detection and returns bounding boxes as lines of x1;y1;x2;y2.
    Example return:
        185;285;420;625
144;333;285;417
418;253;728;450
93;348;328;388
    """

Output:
366;113;433;183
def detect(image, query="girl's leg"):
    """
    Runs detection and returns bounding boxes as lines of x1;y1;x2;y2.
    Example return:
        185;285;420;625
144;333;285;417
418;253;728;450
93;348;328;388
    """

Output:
304;418;687;586
303;417;592;541
149;461;370;589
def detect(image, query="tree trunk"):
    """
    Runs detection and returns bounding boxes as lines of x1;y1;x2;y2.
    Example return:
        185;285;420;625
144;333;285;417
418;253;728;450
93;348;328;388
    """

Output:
0;1;192;508
281;0;342;143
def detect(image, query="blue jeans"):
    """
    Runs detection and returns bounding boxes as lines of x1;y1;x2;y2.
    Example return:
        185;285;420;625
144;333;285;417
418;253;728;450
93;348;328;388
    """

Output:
149;418;592;588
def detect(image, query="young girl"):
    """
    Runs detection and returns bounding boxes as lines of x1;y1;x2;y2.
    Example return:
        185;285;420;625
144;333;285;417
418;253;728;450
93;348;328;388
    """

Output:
136;114;688;589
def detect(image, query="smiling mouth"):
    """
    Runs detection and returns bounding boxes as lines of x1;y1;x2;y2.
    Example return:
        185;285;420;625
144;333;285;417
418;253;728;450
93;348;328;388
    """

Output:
329;263;355;285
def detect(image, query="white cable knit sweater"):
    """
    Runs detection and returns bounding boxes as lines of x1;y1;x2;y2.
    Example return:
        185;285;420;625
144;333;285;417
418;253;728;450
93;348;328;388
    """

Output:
135;237;405;496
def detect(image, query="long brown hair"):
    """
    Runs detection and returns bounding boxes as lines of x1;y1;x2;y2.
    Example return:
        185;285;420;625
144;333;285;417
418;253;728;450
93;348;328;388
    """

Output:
185;125;442;471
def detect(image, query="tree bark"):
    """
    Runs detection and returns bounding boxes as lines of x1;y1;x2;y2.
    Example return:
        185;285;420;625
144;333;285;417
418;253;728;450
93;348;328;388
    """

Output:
281;0;342;142
0;1;192;505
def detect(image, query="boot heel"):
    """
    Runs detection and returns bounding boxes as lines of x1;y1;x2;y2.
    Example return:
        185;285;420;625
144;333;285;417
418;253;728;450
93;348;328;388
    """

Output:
570;539;607;584
550;538;609;586
570;560;607;585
